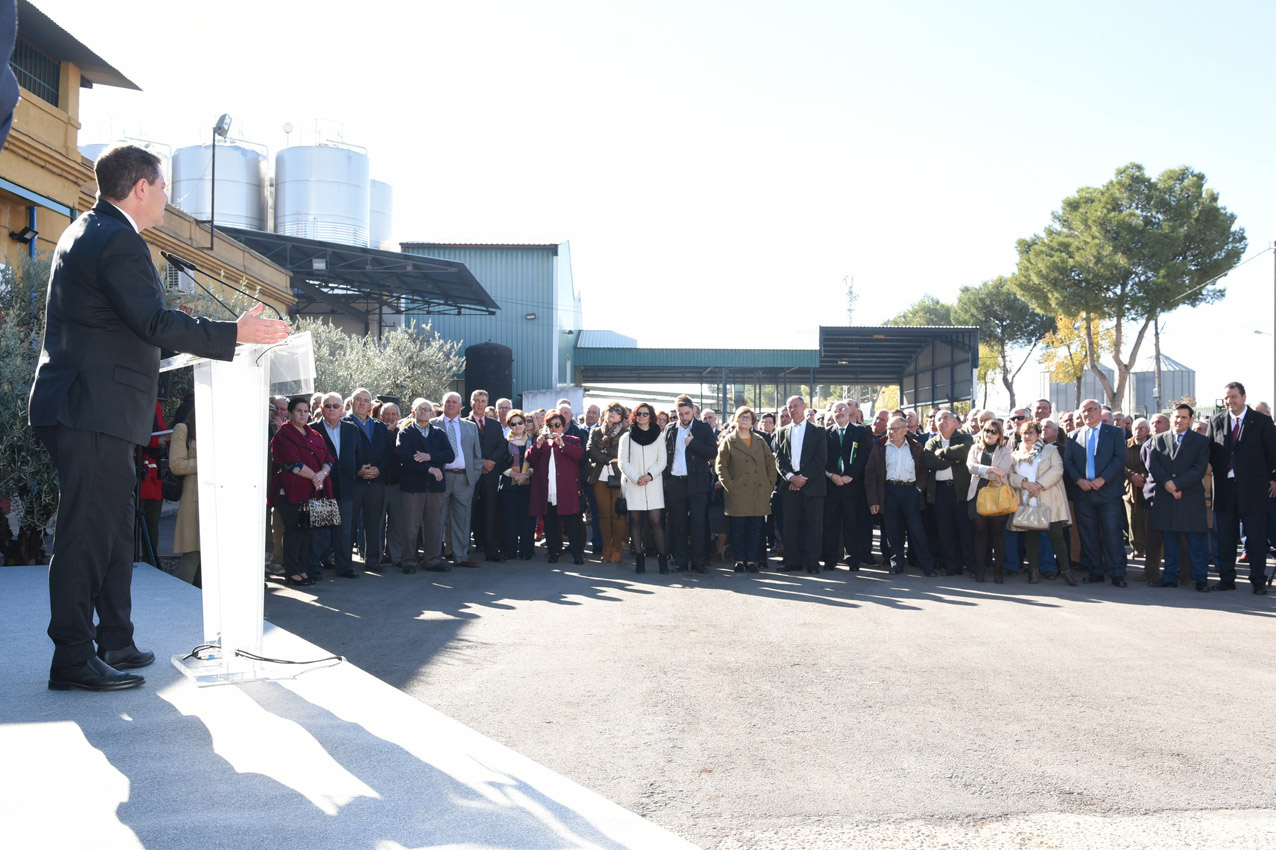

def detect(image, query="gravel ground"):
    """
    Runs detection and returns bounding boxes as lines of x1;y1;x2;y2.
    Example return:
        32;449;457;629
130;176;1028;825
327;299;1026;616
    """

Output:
263;547;1276;850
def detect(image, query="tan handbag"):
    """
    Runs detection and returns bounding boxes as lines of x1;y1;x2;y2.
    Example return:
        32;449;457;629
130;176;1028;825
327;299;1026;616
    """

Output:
976;482;1018;517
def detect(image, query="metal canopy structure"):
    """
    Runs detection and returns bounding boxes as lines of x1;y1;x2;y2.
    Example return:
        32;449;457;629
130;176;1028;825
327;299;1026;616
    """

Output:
220;227;499;322
817;326;979;407
573;325;980;408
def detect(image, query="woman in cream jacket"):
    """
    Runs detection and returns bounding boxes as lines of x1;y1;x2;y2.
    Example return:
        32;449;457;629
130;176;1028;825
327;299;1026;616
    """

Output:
1008;420;1077;586
618;402;667;574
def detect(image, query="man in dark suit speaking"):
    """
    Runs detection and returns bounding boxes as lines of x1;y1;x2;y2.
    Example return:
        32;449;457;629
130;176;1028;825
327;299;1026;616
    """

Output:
28;144;289;692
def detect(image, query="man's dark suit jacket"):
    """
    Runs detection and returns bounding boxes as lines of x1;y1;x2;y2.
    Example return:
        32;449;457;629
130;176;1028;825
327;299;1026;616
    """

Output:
1147;429;1210;534
825;422;871;487
317;419;365;501
343;413;396;478
1064;422;1126;500
921;429;974;503
662;418;718;494
775;419;828;496
1207;406;1276;513
29;201;237;444
469;413;508;467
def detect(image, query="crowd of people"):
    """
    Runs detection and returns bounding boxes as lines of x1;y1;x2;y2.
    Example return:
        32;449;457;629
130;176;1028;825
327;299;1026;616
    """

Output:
246;381;1276;598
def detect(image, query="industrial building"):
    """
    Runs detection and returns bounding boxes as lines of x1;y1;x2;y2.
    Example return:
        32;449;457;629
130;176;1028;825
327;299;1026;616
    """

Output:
1039;352;1196;417
0;1;292;310
400;242;580;403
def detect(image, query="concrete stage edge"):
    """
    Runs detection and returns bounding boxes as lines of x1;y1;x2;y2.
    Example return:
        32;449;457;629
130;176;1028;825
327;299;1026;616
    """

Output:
0;565;699;850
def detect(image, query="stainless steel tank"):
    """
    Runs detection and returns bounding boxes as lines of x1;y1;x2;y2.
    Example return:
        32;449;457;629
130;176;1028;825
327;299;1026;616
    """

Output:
370;179;393;250
274;144;371;247
171;142;269;230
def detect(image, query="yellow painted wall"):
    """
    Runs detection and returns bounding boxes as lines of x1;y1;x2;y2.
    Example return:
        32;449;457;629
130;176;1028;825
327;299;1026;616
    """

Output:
1;68;293;314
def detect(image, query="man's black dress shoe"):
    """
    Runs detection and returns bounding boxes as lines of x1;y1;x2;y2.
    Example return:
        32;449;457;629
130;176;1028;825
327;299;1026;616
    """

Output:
1111;577;1128;588
1081;574;1106;584
1148;579;1178;588
547;554;559;564
1212;581;1236;591
402;565;417;574
338;570;359;579
1254;586;1268;595
923;570;936;577
888;565;903;574
1195;581;1211;592
572;554;584;565
807;566;820;575
778;564;803;572
691;565;708;574
98;645;155;670
49;656;144;691
424;563;451;572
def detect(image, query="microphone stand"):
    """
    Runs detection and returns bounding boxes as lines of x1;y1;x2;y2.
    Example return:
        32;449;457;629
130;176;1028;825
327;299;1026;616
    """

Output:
160;250;285;321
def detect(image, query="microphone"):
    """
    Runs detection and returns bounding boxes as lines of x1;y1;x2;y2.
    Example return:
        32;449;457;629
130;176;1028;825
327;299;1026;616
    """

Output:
160;250;284;321
160;250;199;273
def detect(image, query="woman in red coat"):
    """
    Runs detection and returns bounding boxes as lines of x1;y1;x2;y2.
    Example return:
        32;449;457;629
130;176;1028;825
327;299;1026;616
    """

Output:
526;411;585;565
270;396;334;586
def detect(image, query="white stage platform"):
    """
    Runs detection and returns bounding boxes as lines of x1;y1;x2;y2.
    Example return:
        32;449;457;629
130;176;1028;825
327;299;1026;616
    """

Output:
0;565;698;850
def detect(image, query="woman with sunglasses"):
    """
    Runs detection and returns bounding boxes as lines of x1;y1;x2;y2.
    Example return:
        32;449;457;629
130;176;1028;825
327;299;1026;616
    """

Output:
1009;420;1078;586
527;412;586;564
966;418;1014;582
499;410;536;560
618;402;668;573
586;402;629;563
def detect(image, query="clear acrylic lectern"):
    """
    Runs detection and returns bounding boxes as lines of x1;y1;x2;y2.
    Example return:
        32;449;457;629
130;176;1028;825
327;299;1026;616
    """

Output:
159;331;315;685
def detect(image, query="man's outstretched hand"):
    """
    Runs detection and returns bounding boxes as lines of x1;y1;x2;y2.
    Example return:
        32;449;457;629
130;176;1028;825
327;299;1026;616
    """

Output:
236;303;290;344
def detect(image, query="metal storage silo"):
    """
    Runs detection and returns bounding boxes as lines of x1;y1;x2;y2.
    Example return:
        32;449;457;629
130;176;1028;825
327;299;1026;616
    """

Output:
465;343;514;404
274;144;370;247
78;143;110;162
171;142;270;231
370;179;393;250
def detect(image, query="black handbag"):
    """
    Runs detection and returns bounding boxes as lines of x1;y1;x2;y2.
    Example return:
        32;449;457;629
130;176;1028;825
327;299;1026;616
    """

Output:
614;496;627;515
161;469;183;502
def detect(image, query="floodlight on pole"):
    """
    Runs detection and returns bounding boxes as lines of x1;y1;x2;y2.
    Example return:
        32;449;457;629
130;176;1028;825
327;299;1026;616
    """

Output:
206;114;232;249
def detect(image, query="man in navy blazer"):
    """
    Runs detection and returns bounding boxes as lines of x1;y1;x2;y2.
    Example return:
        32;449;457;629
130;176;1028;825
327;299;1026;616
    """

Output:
1207;381;1276;593
28;144;287;691
1065;398;1129;586
343;387;395;570
317;392;366;578
775;396;828;574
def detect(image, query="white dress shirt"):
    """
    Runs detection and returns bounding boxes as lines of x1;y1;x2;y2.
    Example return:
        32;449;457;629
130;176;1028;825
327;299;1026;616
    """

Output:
934;436;953;481
885;441;916;483
787;421;806;479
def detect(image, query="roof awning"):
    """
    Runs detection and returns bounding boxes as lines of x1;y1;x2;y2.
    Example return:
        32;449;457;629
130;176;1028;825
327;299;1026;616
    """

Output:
220;227;499;319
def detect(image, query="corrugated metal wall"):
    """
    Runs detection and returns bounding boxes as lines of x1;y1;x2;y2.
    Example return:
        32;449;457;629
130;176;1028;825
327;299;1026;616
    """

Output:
401;245;559;401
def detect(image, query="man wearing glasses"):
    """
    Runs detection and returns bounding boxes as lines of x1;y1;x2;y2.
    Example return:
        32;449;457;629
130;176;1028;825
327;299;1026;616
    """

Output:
316;392;366;578
865;416;936;576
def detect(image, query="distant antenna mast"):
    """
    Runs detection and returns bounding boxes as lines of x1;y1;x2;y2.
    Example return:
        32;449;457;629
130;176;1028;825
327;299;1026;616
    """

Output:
843;275;858;324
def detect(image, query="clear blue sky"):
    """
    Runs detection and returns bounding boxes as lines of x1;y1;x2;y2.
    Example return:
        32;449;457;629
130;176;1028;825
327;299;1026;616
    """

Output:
37;0;1276;408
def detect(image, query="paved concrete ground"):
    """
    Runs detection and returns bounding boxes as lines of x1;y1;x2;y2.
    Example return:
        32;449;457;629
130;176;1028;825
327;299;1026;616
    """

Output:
0;565;697;850
261;541;1276;850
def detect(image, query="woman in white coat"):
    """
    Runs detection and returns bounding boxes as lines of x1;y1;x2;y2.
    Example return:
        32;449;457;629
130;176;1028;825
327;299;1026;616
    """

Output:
618;402;668;574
